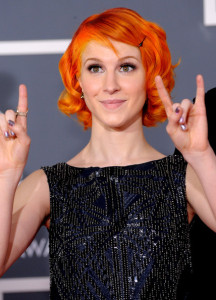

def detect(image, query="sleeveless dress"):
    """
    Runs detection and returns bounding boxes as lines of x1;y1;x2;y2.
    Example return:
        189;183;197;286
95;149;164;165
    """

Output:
42;154;192;300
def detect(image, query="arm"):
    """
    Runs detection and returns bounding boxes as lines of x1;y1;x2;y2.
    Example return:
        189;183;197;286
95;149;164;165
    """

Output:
0;169;50;276
0;85;50;275
155;75;216;231
186;155;216;231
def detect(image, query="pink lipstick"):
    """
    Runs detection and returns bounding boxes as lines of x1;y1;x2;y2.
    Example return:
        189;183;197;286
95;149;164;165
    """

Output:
100;99;126;110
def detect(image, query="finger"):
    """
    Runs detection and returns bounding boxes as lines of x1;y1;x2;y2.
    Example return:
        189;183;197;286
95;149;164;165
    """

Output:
155;75;173;117
11;122;31;145
194;74;205;108
0;111;17;139
5;110;17;137
173;103;181;114
16;84;28;128
5;110;16;122
178;99;193;126
0;113;10;139
166;104;183;135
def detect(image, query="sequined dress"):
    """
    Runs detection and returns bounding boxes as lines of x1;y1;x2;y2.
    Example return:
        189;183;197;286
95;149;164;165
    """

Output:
42;154;192;300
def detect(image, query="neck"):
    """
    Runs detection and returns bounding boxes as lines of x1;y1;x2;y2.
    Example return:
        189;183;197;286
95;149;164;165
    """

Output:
81;119;158;167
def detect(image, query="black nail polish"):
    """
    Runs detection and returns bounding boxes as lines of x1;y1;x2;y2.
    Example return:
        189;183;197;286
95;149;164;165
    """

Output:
8;120;15;126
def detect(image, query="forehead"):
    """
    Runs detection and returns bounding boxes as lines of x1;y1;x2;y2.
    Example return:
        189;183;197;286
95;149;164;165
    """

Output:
81;39;142;63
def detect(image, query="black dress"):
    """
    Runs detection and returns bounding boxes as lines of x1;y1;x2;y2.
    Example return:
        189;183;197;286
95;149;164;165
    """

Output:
42;154;192;300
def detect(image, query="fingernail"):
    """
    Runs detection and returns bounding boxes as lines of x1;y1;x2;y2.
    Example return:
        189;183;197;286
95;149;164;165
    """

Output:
179;117;184;124
175;107;180;113
8;120;15;126
4;131;9;138
180;124;187;131
9;130;15;136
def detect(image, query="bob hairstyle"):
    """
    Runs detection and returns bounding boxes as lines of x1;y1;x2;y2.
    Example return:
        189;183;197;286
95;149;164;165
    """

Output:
58;7;178;129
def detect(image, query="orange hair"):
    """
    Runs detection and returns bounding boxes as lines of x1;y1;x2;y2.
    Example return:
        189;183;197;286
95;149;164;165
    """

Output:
58;7;178;129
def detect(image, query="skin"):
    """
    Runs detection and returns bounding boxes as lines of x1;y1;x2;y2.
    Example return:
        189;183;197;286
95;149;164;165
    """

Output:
79;40;146;131
71;40;164;167
0;40;216;277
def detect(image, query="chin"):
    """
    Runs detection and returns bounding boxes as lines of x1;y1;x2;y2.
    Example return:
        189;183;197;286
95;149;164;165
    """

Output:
102;117;127;129
93;113;140;131
104;120;132;131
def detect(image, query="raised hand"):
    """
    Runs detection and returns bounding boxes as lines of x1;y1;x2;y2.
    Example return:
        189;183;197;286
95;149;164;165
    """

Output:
0;85;31;173
155;75;210;159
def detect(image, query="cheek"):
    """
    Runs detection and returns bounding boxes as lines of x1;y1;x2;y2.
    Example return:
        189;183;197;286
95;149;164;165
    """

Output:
123;71;146;92
81;81;99;112
81;76;101;97
124;78;146;97
129;77;146;108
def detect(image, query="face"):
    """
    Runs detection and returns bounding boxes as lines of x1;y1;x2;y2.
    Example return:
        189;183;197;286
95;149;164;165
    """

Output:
78;39;146;130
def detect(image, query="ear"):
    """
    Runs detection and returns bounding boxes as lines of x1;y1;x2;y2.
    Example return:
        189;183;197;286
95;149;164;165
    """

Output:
76;74;83;90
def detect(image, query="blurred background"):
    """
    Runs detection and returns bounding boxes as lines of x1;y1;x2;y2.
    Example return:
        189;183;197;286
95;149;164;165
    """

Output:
0;0;215;299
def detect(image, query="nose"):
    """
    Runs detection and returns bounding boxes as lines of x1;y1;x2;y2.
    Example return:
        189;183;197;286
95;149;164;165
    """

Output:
103;71;120;94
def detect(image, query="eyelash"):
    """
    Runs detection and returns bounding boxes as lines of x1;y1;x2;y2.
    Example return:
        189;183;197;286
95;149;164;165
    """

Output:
87;63;136;73
87;65;103;73
120;64;136;72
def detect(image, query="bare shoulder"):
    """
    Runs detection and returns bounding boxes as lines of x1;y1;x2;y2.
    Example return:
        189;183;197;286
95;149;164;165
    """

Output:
19;169;48;190
14;169;50;224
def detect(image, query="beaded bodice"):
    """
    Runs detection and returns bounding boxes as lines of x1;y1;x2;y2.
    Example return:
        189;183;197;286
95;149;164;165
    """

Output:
42;154;192;300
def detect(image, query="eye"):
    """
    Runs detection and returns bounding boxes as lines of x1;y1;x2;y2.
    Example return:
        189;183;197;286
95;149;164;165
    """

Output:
120;64;136;72
88;65;103;73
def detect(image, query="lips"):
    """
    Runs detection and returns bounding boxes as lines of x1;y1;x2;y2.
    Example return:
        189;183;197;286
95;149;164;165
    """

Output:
100;99;126;110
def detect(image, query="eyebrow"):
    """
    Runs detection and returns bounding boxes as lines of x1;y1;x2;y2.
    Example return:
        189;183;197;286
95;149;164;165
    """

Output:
83;56;140;65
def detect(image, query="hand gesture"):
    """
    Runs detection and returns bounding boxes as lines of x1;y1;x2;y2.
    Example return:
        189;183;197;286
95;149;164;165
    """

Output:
0;85;31;173
155;75;209;159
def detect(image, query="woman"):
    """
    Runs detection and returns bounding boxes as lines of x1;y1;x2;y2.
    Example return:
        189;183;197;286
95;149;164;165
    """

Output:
0;7;215;300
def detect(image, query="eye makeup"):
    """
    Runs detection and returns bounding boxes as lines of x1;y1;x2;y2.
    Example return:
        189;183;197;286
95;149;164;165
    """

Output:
87;62;137;74
119;63;136;72
87;64;103;73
